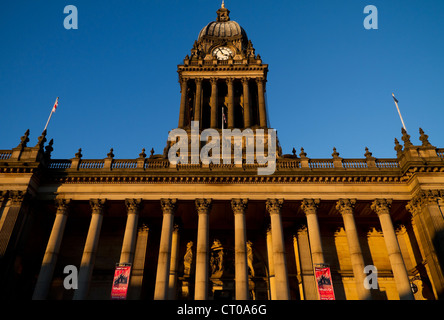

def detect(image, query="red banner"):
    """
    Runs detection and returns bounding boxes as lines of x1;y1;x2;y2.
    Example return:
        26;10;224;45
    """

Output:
314;265;335;300
111;264;131;300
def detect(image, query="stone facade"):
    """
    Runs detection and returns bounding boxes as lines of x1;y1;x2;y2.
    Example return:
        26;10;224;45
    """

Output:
0;4;443;300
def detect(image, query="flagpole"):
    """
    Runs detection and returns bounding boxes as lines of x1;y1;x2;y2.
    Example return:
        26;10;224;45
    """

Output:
44;97;59;132
43;111;54;132
392;93;407;132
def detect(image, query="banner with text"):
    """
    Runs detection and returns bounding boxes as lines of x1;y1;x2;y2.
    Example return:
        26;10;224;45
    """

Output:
314;264;335;300
111;263;131;300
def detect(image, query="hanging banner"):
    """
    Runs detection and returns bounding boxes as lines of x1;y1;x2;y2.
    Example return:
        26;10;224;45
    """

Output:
314;264;335;300
111;263;132;300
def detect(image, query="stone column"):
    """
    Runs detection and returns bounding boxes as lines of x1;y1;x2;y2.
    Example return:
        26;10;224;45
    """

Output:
0;190;27;258
73;198;106;300
168;224;180;300
406;195;444;299
266;199;290;300
256;77;267;128
194;78;203;126
127;224;149;300
154;198;177;300
301;199;324;265
336;199;371;300
194;198;212;300
371;199;414;300
266;227;276;300
227;78;235;128
231;199;249;300
241;78;251;128
210;78;218;128
293;225;318;300
178;77;188;128
32;199;70;300
119;199;142;264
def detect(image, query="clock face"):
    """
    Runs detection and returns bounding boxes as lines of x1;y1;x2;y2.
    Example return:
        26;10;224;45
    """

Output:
213;47;233;60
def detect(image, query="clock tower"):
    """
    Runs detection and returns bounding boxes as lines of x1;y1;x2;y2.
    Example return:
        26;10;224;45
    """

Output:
176;2;270;132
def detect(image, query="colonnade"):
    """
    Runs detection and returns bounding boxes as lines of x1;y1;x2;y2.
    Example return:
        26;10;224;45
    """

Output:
32;198;416;300
177;77;267;130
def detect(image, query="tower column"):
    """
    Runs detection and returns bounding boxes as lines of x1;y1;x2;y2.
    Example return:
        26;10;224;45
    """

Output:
256;77;267;127
231;199;249;300
178;78;188;128
227;77;235;128
242;77;251;128
266;199;290;300
371;199;414;300
32;199;70;300
154;199;177;300
194;198;212;300
336;199;371;300
73;199;106;300
194;78;203;126
210;78;218;128
119;199;142;264
301;199;325;265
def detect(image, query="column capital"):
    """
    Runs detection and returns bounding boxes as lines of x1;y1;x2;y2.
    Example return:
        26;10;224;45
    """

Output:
300;199;320;216
89;199;106;214
266;199;284;215
406;197;421;217
231;198;248;215
55;198;71;215
226;77;235;84
370;199;392;216
194;77;203;84
160;198;177;215
6;190;28;206
210;77;218;85
255;77;266;84
335;199;357;216
125;198;143;214
195;198;212;215
413;190;444;206
241;77;250;84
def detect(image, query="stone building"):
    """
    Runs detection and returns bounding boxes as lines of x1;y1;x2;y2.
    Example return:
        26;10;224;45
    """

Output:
0;3;443;300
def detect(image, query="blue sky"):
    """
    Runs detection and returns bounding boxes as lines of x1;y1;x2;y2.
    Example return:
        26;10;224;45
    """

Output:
1;0;443;160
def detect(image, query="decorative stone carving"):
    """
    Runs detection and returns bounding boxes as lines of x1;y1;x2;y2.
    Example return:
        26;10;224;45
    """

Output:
17;129;30;149
160;198;177;215
125;198;142;214
89;199;106;214
335;199;357;216
266;199;284;215
195;198;212;215
300;199;320;216
370;199;392;216
394;138;403;156
184;241;193;276
231;198;248;214
419;128;432;147
401;128;413;148
7;190;27;206
55;198;71;215
247;240;255;277
210;239;224;276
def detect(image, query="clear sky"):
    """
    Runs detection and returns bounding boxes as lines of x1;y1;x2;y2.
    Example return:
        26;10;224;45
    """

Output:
1;0;443;160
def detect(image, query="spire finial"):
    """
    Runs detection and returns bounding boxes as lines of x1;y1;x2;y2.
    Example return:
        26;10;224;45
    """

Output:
221;0;225;8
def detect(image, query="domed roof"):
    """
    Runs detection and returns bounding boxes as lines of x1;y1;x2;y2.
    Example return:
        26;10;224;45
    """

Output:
197;3;248;41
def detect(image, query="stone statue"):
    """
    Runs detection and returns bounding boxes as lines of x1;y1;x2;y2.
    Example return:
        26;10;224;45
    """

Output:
184;241;193;276
247;241;255;277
